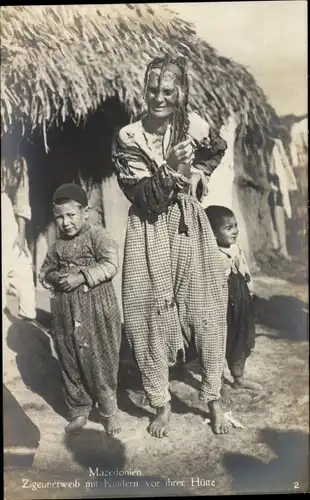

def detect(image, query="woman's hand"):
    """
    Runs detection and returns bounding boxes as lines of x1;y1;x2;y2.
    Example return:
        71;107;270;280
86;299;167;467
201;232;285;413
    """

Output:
199;172;209;198
190;170;209;200
57;273;85;292
166;138;194;172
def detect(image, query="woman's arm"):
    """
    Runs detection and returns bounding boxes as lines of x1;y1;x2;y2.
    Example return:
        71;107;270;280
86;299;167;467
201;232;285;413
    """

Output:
193;128;227;176
118;164;188;215
113;129;189;215
188;112;227;176
80;227;119;289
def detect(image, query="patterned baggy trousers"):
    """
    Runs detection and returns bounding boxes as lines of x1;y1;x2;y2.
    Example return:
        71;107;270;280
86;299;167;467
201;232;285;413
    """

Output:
122;194;228;407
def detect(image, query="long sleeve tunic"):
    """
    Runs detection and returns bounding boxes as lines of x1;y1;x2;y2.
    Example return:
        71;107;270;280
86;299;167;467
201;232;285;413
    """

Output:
39;223;121;420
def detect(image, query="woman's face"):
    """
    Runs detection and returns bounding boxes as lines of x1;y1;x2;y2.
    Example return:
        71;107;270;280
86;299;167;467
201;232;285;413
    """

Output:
145;69;179;119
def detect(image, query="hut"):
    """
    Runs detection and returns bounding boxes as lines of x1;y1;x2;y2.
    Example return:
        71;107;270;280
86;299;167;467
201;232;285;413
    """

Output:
1;4;289;309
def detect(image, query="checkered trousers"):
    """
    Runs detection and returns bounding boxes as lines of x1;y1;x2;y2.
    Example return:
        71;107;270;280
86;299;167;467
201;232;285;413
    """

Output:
122;193;228;407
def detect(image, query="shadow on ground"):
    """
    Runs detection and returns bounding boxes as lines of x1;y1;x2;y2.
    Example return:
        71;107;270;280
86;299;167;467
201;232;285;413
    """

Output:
3;383;40;470
223;428;309;494
9;299;306;436
64;428;126;471
6;311;68;419
254;295;309;341
5;309;159;424
64;428;191;497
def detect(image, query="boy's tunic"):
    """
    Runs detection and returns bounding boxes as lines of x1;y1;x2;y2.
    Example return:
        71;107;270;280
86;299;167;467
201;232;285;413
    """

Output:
219;244;255;377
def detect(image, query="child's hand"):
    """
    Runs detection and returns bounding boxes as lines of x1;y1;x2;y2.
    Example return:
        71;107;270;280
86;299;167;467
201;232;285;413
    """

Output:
58;273;85;292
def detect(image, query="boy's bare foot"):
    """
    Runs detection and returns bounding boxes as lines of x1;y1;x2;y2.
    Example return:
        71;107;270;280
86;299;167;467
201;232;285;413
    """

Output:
208;400;230;434
148;402;171;438
232;377;262;391
65;416;87;434
220;383;231;404
100;415;121;435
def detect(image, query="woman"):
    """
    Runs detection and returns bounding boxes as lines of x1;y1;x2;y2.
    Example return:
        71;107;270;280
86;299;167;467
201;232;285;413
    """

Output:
113;55;229;437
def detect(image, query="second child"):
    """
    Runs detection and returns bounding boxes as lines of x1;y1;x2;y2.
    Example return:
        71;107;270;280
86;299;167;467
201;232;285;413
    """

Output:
205;205;262;396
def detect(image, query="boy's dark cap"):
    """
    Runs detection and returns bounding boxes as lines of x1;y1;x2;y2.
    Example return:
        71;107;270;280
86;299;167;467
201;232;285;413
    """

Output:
53;183;88;207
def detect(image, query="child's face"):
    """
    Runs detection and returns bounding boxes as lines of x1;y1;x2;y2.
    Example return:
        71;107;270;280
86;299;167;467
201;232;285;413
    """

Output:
215;215;239;248
53;200;89;238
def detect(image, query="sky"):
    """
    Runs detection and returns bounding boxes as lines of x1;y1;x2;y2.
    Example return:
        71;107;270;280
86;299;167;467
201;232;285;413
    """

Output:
170;1;307;116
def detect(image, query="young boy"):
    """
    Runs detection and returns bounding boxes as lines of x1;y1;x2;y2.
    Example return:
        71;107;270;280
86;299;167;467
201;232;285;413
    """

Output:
205;205;262;396
40;183;122;434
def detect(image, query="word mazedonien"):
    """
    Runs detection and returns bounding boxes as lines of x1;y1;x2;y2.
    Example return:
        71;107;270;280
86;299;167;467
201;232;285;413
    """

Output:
22;479;80;492
89;468;142;477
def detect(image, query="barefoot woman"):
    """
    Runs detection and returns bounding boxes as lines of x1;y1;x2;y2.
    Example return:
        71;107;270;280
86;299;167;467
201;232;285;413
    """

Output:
113;55;230;437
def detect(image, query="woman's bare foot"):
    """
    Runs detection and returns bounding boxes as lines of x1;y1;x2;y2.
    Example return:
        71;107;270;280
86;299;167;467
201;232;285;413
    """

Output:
100;415;122;435
148;402;171;438
208;400;230;434
232;376;262;391
65;416;87;434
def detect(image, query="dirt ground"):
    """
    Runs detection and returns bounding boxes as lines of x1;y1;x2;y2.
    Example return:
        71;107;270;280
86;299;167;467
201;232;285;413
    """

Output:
3;275;309;499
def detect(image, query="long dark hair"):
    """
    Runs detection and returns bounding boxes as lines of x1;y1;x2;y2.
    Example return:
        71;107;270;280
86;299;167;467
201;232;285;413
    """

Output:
144;55;190;152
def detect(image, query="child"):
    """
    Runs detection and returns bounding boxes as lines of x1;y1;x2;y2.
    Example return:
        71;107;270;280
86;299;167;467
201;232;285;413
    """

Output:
40;183;122;435
205;205;262;395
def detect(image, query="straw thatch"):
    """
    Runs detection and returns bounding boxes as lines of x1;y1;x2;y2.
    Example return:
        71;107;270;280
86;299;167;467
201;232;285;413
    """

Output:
1;4;195;142
1;3;278;155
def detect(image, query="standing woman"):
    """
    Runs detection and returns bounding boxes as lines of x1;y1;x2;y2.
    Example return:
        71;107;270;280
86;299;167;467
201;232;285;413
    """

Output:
113;55;229;437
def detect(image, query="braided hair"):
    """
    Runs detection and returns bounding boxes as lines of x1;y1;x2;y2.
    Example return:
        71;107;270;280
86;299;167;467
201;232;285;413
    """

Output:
144;55;190;153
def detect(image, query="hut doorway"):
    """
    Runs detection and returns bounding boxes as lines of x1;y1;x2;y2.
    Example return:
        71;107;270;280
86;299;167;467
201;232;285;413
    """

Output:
24;97;131;311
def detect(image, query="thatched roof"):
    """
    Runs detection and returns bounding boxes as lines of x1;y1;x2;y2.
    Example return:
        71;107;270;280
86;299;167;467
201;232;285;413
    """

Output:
1;4;194;136
1;3;278;155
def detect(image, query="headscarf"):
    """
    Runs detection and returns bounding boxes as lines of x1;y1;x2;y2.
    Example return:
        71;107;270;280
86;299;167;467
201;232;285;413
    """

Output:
144;55;190;153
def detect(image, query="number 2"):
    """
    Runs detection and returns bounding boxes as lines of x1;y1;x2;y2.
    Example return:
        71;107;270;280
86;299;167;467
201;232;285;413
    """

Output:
294;482;299;489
